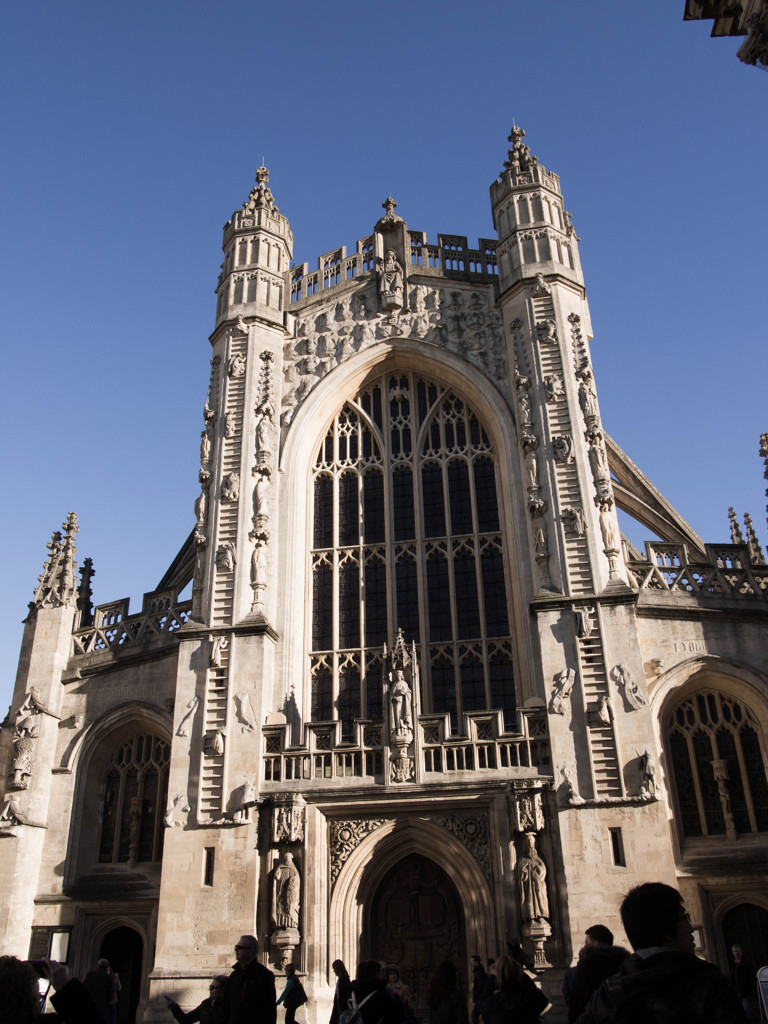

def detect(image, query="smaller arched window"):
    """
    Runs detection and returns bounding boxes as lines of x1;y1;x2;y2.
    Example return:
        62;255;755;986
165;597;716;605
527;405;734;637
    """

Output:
666;690;768;838
98;733;169;865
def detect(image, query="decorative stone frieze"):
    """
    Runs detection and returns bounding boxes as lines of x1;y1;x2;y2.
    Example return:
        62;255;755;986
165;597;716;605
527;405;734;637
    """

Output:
272;794;306;844
435;815;492;882
549;668;576;716
329;818;387;888
611;664;645;711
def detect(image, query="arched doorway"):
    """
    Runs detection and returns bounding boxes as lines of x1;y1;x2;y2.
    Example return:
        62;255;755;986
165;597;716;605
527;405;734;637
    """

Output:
722;903;768;970
368;853;467;1020
100;926;143;1024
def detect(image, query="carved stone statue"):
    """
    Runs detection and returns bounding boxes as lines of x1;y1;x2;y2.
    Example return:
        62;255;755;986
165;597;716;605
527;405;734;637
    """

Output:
255;401;275;455
389;669;413;739
228;353;246;378
578;373;599;425
200;430;212;465
378;249;404;310
234;690;257;733
612;664;646;711
215;543;235;574
221;473;240;503
272;851;301;930
639;750;656;797
550;668;576;716
536;319;557;344
518;832;549;922
545;375;564;402
176;696;199;737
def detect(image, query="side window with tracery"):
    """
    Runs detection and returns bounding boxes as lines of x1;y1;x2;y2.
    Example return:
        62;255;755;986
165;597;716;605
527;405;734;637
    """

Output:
310;371;516;737
666;689;768;838
98;733;169;864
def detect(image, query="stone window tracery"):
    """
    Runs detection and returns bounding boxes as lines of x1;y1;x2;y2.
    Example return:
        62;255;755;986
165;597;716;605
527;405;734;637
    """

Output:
98;732;169;864
310;372;516;735
666;689;768;838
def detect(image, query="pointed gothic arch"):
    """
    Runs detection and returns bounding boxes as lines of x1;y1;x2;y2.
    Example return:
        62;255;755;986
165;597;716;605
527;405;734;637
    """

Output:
278;340;539;729
327;817;497;978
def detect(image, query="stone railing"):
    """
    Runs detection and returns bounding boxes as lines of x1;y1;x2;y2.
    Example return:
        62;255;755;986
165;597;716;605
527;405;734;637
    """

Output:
262;707;550;786
626;542;768;602
71;589;193;657
289;232;498;307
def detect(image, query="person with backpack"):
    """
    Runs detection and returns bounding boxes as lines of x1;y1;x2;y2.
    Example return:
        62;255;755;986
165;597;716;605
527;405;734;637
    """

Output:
567;925;630;1023
574;882;748;1023
276;964;307;1024
348;960;404;1024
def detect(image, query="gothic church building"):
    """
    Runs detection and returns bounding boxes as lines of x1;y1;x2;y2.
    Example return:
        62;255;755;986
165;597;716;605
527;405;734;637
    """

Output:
2;129;767;1023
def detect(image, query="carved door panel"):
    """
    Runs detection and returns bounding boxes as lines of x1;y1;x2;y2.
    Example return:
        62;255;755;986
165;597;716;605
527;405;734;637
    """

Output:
369;854;467;1021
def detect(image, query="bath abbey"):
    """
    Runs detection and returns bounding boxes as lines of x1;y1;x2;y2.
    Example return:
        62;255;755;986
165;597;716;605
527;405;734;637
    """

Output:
2;128;767;1022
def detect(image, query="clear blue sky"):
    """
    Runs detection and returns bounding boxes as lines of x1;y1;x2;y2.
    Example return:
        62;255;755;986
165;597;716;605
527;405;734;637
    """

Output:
1;2;766;713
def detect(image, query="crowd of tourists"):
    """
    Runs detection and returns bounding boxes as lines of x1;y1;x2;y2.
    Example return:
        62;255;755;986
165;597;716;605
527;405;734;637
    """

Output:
0;882;760;1023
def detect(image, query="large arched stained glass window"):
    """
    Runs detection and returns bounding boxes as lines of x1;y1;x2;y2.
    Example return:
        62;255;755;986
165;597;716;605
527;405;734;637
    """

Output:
666;689;768;838
310;372;516;737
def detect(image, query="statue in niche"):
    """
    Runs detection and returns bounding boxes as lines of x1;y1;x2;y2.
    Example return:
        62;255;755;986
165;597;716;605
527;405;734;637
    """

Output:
9;693;50;790
253;470;270;517
176;695;199;737
408;286;430;337
255;401;275;455
389;669;413;739
599;503;619;554
210;730;225;756
639;750;656;797
221;473;240;503
518;833;549;923
532;274;550;297
222;412;235;439
515;376;532;428
378;249;404;309
545;375;564;403
588;441;610;486
200;429;212;465
215;543;236;574
549;668;576;716
228;353;246;378
194;488;208;529
210;635;227;668
536;319;557;344
579;373;599;424
272;851;301;930
574;607;593;639
522;434;539;491
562;506;585;536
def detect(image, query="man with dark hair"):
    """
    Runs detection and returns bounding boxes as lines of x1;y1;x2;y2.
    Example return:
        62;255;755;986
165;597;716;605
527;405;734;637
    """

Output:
567;925;629;1023
575;883;748;1023
228;935;276;1024
470;955;487;1024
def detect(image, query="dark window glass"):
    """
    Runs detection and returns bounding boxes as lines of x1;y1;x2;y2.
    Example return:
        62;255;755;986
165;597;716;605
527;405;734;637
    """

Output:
312;562;332;650
311;664;332;720
364;556;387;648
99;769;120;862
693;730;725;835
366;654;383;719
422;462;446;538
489;649;516;730
474;457;500;532
338;666;360;740
741;725;768;830
98;735;168;865
669;730;701;837
339;471;359;546
716;727;751;833
393;466;415;541
313;475;333;548
460;652;485;712
454;549;480;639
432;652;457;733
362;469;385;544
395;553;420;642
338;559;360;649
426;550;451;642
448;460;473;535
482;548;509;637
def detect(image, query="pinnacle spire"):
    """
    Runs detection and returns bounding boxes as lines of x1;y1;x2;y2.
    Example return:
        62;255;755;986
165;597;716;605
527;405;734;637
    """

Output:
503;125;537;177
728;507;744;544
32;513;79;611
744;513;766;565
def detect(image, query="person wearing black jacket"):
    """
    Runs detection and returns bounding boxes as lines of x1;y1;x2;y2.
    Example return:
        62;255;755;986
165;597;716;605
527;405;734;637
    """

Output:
574;883;747;1024
330;960;352;1024
165;975;229;1024
0;955;104;1024
567;926;630;1023
228;936;276;1024
351;961;403;1024
477;954;548;1024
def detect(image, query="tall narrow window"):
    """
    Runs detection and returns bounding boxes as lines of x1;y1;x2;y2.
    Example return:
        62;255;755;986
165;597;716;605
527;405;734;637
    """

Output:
309;372;516;735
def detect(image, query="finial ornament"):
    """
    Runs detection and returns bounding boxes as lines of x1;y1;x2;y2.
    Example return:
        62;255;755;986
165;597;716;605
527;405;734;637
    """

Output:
728;507;744;544
382;196;398;217
503;126;536;177
243;166;278;213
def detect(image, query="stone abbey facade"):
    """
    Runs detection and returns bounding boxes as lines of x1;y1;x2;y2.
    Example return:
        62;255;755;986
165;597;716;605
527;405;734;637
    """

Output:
2;129;767;1023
